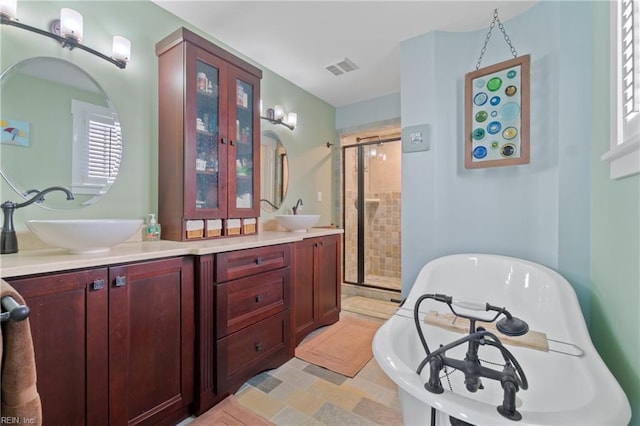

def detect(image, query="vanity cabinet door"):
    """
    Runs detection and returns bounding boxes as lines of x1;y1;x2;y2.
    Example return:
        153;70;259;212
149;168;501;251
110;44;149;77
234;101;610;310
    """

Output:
226;67;261;218
108;257;194;426
316;234;341;326
184;45;228;219
6;268;109;426
292;237;318;345
292;234;342;346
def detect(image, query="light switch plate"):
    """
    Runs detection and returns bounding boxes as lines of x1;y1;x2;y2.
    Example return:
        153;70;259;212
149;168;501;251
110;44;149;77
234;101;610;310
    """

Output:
402;124;430;153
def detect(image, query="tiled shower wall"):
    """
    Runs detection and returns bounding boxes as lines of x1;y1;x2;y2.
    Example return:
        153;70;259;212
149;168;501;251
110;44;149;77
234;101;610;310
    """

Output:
364;191;401;279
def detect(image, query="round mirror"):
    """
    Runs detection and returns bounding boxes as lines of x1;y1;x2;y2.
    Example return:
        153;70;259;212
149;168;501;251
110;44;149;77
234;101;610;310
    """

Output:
260;130;288;211
0;57;122;210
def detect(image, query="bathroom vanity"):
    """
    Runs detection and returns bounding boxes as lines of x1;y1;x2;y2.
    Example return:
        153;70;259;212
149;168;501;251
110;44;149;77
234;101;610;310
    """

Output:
1;228;342;425
193;243;292;413
5;256;194;425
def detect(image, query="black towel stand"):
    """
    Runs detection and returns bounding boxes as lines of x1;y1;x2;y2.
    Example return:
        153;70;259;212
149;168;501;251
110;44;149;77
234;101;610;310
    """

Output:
0;295;30;322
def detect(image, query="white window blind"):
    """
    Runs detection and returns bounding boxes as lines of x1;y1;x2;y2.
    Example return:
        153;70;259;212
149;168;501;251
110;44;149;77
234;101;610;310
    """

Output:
71;100;122;194
603;0;640;179
621;0;638;124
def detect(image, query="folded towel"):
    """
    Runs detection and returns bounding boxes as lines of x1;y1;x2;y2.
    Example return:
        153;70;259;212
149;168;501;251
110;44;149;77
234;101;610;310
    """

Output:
1;279;42;426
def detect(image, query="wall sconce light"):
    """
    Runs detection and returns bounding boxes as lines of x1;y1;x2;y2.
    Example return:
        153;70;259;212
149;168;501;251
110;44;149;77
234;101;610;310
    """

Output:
261;104;297;130
0;1;131;69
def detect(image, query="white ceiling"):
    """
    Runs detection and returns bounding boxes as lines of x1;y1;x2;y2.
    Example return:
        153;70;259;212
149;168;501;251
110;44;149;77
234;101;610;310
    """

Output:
152;1;537;107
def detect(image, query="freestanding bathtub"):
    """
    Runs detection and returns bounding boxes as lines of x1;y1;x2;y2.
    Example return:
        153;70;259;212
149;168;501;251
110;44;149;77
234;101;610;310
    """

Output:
373;254;631;426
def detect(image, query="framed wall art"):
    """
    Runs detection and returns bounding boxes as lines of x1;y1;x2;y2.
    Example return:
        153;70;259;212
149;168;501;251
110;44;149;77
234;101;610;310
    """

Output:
464;54;530;169
1;118;30;147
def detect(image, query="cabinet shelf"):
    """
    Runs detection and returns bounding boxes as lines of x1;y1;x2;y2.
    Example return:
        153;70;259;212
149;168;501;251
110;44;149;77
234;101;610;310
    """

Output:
197;88;218;98
196;129;217;137
196;169;219;176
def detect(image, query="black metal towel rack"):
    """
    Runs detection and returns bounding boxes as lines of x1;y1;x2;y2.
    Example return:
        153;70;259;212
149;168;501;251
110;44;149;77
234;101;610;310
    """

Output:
1;295;30;323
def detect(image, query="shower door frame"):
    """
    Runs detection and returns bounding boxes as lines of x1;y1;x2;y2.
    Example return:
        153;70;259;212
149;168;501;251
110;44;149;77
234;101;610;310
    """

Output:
341;136;401;292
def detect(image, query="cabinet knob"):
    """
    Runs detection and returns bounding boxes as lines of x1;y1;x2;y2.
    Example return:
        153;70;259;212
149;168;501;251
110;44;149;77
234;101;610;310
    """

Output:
114;276;127;287
255;294;263;303
91;279;104;291
255;257;263;265
221;137;226;145
230;139;235;146
255;342;263;352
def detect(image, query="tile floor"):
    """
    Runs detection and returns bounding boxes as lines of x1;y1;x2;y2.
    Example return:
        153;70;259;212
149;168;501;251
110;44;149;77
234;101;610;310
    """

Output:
235;341;402;425
181;293;403;425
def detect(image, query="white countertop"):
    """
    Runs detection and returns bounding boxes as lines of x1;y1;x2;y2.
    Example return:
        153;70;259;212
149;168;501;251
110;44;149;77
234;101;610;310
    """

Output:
0;228;343;278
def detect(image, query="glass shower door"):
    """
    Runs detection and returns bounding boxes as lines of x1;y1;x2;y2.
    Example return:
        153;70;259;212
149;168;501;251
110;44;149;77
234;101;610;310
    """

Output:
343;140;401;291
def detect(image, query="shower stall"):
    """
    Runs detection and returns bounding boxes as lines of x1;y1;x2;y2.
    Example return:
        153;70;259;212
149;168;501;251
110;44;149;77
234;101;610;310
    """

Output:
343;136;401;292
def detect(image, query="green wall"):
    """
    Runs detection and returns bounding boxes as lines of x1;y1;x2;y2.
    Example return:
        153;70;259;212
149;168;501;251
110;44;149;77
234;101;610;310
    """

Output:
0;1;336;230
590;3;640;424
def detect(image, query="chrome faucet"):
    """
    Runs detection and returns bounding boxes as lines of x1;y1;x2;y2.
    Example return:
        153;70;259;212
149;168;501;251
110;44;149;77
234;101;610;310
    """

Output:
1;186;74;254
292;198;303;215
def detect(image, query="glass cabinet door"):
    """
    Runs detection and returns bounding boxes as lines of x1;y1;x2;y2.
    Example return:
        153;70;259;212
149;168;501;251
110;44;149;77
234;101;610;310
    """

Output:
230;77;256;214
193;59;222;214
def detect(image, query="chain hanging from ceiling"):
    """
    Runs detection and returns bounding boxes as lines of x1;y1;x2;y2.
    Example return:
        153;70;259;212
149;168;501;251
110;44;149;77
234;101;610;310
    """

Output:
475;9;519;70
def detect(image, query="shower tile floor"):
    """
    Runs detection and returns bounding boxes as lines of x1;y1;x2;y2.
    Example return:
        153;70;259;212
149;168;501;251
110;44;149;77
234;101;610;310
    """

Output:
365;274;401;291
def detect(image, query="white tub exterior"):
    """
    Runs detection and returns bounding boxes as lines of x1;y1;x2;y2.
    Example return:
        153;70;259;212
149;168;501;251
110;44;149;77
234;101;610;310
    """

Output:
373;254;631;425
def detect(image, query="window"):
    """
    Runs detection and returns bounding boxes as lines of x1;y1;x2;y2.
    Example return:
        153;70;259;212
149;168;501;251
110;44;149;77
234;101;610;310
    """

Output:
603;0;640;179
71;100;122;194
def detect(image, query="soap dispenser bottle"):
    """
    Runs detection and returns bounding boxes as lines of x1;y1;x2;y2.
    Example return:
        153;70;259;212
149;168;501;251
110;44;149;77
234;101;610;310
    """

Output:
144;214;161;241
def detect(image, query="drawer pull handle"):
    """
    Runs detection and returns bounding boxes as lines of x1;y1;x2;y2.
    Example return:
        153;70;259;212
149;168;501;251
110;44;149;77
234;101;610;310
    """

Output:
255;343;263;352
255;295;263;303
91;279;104;291
114;276;126;287
255;257;263;264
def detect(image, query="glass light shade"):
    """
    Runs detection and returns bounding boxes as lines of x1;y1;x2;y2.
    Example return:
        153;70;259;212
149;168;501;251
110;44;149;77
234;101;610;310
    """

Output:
287;112;297;128
0;0;17;19
112;36;131;62
60;8;83;42
273;105;284;120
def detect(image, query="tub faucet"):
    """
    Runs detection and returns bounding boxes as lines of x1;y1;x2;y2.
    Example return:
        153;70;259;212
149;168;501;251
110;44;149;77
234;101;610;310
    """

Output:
292;198;303;215
1;186;74;255
421;329;528;421
414;294;529;421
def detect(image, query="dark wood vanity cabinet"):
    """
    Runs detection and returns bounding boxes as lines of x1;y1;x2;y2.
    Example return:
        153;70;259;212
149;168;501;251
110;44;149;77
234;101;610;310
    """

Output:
6;257;194;426
5;268;110;426
156;27;262;241
108;257;194;426
292;234;342;345
194;244;293;414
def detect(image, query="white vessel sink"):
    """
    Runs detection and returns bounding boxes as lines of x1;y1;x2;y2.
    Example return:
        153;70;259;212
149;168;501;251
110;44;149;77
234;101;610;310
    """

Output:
275;214;320;232
26;219;143;255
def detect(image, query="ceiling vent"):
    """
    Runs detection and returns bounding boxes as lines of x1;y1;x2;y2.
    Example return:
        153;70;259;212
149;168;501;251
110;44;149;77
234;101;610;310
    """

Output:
325;64;343;76
325;57;359;76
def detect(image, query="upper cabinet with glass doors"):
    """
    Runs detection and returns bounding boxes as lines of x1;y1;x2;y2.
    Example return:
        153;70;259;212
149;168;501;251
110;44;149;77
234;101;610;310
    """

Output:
156;27;262;241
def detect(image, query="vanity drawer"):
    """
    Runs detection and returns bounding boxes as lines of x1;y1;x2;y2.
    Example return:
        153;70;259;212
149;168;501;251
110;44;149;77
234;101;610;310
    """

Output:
216;310;290;392
216;243;291;282
216;268;290;337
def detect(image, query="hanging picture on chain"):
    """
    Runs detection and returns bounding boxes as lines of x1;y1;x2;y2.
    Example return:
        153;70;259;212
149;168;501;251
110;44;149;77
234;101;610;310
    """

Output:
465;54;530;169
